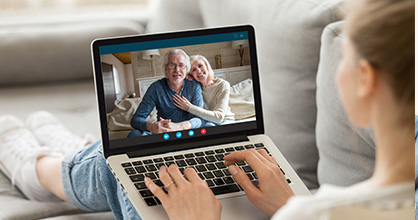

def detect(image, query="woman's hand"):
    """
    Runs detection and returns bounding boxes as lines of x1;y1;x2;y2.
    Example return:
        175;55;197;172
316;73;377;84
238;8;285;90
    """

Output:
224;149;295;217
186;74;194;81
173;94;192;111
145;165;222;220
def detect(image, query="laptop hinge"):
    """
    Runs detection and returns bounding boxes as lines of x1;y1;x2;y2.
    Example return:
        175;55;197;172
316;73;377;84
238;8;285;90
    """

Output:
127;135;249;158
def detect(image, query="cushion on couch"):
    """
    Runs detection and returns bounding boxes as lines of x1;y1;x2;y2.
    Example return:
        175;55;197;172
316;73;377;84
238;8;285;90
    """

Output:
0;19;144;86
147;0;344;189
316;21;375;186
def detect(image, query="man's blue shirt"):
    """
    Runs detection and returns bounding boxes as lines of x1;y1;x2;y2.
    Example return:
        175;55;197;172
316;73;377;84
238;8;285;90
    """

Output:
131;78;205;132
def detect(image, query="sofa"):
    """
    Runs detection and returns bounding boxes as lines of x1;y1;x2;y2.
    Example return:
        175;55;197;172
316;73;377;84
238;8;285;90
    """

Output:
0;0;375;219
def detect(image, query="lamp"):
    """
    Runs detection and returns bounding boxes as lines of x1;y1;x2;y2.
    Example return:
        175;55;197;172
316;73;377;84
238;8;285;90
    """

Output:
231;40;249;66
142;49;160;76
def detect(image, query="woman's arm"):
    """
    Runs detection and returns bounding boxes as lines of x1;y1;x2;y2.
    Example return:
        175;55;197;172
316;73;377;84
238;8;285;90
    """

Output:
173;82;232;124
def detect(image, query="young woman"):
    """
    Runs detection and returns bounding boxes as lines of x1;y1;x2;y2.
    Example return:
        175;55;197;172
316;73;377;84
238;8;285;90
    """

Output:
172;55;235;127
0;0;413;219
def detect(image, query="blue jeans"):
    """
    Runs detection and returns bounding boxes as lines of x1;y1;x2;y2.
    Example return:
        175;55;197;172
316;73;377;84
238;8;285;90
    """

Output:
61;140;141;220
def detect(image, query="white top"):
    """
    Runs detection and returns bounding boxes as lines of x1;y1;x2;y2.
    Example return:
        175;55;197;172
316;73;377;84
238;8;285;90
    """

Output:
188;78;235;124
272;182;414;220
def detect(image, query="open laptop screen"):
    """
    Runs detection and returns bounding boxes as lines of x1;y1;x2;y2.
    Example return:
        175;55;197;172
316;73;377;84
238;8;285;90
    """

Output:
92;25;263;158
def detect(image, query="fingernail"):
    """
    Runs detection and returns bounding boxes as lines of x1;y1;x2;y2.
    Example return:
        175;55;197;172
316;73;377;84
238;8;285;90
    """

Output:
228;166;238;175
144;177;150;183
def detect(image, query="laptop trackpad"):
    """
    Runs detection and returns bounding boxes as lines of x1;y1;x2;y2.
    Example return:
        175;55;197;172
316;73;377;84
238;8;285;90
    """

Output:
219;195;269;220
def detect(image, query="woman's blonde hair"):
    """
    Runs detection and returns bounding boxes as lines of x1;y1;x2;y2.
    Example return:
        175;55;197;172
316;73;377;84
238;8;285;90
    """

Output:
345;0;414;107
189;55;215;81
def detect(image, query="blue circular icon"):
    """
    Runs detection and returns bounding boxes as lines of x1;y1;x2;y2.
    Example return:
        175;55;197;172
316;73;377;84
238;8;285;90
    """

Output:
176;132;182;138
163;134;169;140
188;130;194;136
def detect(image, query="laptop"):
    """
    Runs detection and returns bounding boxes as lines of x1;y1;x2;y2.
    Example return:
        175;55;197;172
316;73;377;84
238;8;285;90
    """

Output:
91;25;310;220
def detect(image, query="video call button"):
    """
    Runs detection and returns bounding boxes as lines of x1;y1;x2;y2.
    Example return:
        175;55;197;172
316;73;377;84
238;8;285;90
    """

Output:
188;130;194;136
176;132;182;138
163;134;169;140
200;128;207;135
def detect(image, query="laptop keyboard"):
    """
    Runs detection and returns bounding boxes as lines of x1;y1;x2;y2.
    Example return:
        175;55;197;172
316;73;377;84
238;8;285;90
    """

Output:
121;143;291;206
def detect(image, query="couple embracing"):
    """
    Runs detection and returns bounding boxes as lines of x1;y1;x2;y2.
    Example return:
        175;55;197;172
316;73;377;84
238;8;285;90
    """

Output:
128;49;235;137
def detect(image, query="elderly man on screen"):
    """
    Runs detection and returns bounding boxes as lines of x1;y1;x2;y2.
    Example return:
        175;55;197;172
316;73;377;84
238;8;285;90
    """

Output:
128;49;205;137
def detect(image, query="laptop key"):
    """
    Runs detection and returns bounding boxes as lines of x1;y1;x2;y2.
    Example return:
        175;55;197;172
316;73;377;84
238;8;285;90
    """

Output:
121;162;132;167
205;164;217;170
145;165;157;172
211;184;240;195
223;177;234;184
153;158;163;163
242;166;253;173
194;152;204;156
206;155;217;163
185;158;197;166
225;147;235;152
214;149;225;153
215;154;225;161
287;179;292;184
174;155;184;159
203;172;215;179
196;165;207;172
205;150;215;155
184;153;194;158
134;182;147;190
176;160;187;167
252;180;259;187
215;162;226;169
135;166;147;173
244;144;255;149
124;168;136;175
143;159;153;164
155;163;165;169
280;168;286;175
213;178;225;186
213;170;225;178
236;161;246;166
196;157;207;164
144;197;157;206
223;169;231;176
132;161;143;166
247;174;254;180
164;156;174;161
155;180;164;187
165;161;175;167
130;174;145;182
139;190;153;198
206;179;215;187
254;143;264;147
145;173;157;179
234;146;244;151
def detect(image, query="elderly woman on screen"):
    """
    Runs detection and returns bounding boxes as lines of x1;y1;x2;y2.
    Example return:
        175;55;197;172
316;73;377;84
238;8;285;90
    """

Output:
173;55;235;127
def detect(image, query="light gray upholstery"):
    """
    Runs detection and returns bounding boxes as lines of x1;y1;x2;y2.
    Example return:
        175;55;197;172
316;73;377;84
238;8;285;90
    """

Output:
316;21;375;186
0;20;144;85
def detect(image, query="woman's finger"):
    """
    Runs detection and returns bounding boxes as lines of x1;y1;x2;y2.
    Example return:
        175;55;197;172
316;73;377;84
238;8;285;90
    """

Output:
167;164;188;186
184;167;204;183
257;149;277;166
224;150;271;175
145;177;169;203
158;166;177;192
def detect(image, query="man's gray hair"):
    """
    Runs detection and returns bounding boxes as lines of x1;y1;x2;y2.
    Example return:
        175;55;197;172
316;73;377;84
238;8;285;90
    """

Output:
162;49;191;76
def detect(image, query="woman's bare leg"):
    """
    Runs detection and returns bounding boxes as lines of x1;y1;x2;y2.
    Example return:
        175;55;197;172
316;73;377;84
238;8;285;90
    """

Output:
36;155;68;202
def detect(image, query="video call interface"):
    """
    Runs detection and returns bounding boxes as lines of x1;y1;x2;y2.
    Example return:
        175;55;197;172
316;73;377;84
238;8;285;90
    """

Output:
99;31;257;149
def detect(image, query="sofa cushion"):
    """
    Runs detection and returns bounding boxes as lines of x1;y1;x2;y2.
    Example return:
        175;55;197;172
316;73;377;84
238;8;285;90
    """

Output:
147;0;343;189
316;21;375;186
0;20;144;85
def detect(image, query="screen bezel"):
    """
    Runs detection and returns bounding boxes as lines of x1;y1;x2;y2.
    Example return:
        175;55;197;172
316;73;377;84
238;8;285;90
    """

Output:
91;25;264;158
